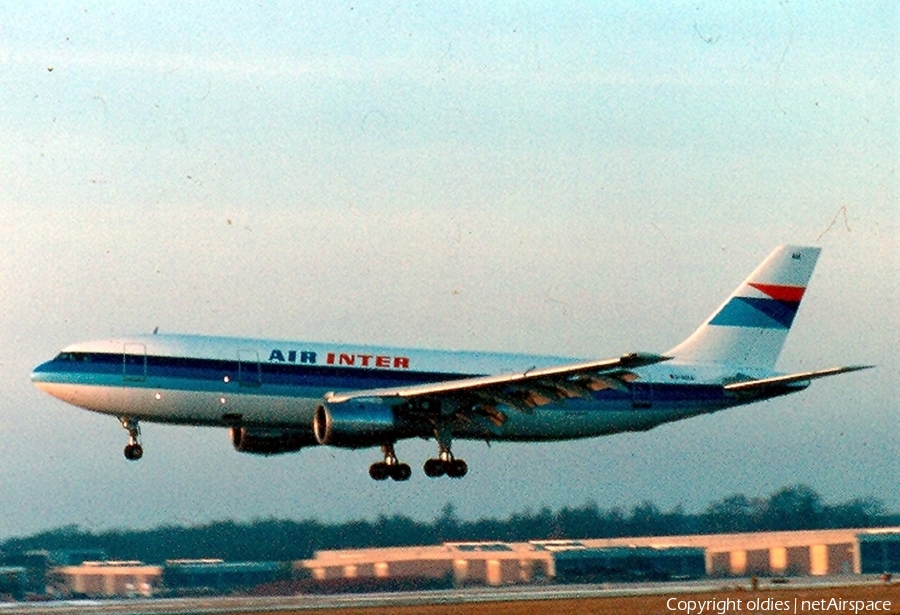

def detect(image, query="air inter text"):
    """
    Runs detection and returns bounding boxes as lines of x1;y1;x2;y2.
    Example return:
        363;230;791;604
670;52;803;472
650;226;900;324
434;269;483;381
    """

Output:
268;349;410;369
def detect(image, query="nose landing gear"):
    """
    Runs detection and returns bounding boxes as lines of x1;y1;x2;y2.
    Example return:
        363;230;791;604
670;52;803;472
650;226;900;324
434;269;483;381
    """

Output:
369;443;411;481
120;417;143;461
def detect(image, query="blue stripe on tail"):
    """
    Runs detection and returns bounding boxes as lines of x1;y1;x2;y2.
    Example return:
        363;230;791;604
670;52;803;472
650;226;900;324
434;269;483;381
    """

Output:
709;297;801;329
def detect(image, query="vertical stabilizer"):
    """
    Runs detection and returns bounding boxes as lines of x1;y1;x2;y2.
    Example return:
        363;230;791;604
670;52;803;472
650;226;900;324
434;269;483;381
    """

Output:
667;245;821;369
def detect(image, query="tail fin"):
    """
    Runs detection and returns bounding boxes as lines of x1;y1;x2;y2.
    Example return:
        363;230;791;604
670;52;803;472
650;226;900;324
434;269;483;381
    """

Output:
667;245;821;369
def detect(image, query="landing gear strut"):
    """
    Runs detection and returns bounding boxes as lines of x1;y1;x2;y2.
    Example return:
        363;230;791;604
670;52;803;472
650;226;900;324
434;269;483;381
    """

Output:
423;437;467;479
369;443;411;482
121;417;143;461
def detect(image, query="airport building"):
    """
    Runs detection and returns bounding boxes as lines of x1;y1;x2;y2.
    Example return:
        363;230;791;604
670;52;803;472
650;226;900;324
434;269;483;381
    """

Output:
301;542;551;587
163;559;284;592
49;558;286;598
860;532;900;574
51;561;163;597
577;528;900;577
301;541;707;586
29;527;900;597
0;566;27;601
299;527;900;586
551;545;706;582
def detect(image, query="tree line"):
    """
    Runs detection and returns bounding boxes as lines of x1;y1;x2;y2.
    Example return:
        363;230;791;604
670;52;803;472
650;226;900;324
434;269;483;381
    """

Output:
1;484;895;565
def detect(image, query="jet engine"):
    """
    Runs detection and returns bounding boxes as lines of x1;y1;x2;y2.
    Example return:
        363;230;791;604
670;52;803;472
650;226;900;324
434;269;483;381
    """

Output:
230;427;317;455
313;401;398;448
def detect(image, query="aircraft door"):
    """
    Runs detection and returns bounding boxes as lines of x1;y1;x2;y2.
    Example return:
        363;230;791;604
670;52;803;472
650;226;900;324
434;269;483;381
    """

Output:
238;349;262;387
123;343;147;382
631;382;653;409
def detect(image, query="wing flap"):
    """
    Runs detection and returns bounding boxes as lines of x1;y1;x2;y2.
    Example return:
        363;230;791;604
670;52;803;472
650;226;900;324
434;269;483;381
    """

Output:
724;365;872;394
324;352;669;406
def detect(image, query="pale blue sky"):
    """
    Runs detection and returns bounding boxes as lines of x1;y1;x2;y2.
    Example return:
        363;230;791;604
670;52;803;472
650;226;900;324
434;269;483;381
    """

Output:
0;2;896;537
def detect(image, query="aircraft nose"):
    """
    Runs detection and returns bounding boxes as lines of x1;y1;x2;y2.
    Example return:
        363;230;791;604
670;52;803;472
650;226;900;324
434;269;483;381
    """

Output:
31;357;74;402
31;360;48;380
31;359;59;385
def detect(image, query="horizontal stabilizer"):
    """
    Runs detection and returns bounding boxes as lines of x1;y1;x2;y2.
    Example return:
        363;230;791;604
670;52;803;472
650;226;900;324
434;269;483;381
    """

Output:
724;365;873;395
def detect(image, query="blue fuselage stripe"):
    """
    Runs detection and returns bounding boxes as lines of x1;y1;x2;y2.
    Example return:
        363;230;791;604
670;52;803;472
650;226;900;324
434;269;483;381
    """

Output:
32;352;731;408
33;352;473;393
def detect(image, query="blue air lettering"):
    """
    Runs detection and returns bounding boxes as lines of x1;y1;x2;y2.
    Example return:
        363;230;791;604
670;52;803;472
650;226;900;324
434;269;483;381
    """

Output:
268;349;318;364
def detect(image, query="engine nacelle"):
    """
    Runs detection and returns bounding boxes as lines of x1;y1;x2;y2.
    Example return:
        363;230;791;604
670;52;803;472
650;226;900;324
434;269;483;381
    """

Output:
313;401;397;448
231;427;317;455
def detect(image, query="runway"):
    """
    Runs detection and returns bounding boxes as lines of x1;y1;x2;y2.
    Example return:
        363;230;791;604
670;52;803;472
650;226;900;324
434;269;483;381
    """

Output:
0;576;894;615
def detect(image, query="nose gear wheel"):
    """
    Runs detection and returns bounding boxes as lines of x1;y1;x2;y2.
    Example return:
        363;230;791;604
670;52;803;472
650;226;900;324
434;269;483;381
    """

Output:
120;417;143;461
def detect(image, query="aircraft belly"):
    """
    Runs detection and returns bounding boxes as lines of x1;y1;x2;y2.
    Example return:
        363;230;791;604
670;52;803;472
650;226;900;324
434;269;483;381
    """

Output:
537;410;665;439
454;398;717;442
141;389;318;426
36;380;318;427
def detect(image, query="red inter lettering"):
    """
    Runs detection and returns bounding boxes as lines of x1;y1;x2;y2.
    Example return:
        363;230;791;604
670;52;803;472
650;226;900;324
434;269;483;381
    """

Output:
393;356;410;369
339;353;355;366
375;356;390;368
358;354;373;367
326;352;335;365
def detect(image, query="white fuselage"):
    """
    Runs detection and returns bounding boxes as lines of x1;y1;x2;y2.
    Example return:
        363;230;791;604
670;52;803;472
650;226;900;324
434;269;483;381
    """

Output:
32;333;784;444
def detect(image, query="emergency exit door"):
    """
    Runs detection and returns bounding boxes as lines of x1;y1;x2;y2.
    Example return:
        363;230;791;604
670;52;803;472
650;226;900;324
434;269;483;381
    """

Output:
238;349;261;387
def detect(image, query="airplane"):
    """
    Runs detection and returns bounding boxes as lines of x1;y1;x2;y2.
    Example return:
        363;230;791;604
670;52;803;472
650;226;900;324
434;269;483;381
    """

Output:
31;245;870;481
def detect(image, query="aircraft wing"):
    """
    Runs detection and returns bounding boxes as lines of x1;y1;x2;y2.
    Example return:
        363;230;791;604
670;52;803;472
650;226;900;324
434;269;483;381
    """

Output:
724;365;873;395
324;352;669;420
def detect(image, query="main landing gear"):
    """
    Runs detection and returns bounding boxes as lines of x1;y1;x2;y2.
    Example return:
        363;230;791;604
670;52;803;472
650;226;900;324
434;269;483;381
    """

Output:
120;417;143;461
367;439;468;481
369;443;412;482
423;441;468;479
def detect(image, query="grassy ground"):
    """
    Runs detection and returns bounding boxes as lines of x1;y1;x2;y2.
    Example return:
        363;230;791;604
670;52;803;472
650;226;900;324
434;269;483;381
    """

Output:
261;583;900;615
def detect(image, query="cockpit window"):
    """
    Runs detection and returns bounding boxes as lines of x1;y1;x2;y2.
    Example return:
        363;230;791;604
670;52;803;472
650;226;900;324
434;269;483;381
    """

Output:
54;352;92;362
